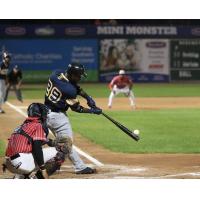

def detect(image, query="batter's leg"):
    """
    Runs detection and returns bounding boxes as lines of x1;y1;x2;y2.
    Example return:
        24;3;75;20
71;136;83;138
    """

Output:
47;112;87;171
68;147;86;171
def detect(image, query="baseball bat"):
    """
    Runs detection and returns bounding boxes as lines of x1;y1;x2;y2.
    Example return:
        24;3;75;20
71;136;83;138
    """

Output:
101;112;140;141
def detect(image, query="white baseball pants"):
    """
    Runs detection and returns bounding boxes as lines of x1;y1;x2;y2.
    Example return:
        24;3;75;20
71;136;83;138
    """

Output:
108;85;135;107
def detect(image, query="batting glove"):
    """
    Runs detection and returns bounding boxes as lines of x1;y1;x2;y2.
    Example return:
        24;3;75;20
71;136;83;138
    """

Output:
89;107;102;115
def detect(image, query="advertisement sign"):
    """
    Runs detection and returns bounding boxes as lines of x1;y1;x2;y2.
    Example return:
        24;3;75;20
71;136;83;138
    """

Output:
99;39;170;82
0;39;98;82
97;26;177;36
171;39;200;80
1;25;200;39
1;25;200;38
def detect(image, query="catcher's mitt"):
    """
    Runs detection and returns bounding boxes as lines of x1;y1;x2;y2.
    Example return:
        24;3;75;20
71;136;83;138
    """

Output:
44;151;65;176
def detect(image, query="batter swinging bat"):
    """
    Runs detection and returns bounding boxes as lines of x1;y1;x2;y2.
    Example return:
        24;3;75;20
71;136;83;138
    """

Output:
101;112;140;141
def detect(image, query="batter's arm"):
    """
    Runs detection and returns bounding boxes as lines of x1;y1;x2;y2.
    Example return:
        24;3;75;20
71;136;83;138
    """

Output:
78;88;96;108
66;99;101;114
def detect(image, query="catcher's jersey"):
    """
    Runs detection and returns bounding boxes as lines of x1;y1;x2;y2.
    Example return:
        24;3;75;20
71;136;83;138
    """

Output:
44;70;81;112
109;75;133;89
6;117;46;157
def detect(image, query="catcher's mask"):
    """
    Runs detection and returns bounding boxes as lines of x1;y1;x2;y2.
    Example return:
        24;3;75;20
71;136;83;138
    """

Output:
65;63;87;79
27;103;50;121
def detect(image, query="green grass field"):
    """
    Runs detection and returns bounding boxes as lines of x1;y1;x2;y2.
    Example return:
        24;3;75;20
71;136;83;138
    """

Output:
69;109;200;153
0;141;5;156
7;83;200;100
1;83;200;154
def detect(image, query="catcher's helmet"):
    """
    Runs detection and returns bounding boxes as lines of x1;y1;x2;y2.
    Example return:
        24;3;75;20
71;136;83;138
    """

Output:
27;103;50;119
66;63;87;78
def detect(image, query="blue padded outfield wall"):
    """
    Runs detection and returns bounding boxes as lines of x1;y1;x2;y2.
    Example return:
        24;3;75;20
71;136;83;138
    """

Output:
0;39;98;83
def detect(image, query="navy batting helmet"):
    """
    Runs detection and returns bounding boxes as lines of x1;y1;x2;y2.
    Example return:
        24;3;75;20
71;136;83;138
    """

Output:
27;103;50;119
66;63;87;78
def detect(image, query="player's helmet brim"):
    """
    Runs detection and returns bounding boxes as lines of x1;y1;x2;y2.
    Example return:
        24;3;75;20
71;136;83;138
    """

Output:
66;63;87;78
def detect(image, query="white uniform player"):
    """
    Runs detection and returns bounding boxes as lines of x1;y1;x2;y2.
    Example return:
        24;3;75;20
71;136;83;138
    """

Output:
108;70;136;109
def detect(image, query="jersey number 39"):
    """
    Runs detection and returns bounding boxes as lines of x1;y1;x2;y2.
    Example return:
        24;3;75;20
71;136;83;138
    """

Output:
46;80;62;103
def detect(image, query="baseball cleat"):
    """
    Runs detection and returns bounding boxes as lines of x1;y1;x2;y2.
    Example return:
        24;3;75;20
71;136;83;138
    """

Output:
76;167;97;174
0;109;5;114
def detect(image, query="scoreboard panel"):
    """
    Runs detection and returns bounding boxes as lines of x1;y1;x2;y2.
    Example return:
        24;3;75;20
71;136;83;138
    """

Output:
170;39;200;80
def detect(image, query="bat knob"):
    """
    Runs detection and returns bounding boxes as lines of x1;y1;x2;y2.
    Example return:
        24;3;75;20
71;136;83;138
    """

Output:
134;134;140;141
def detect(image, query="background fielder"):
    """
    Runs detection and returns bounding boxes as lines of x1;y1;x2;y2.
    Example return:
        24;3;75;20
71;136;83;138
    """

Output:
4;65;23;103
108;69;136;109
0;52;11;113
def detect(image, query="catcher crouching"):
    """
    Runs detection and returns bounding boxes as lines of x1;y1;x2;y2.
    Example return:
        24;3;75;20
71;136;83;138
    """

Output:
2;103;69;179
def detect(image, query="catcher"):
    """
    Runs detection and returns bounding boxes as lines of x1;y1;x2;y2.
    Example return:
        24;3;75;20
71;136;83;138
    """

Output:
108;69;136;109
3;103;68;179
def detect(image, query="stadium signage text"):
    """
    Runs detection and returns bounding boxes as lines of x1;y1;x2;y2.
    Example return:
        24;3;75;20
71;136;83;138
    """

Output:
97;26;177;36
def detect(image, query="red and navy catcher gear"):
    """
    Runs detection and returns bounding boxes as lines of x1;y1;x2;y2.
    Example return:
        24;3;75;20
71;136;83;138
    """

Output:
27;103;50;120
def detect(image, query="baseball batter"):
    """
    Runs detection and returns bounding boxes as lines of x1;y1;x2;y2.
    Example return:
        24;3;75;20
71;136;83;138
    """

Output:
44;63;102;174
108;69;136;109
3;103;66;179
0;52;11;113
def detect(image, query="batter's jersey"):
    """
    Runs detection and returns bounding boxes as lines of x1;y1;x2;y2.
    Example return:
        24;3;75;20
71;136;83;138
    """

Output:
44;70;81;112
109;75;133;89
6;117;47;157
0;62;9;80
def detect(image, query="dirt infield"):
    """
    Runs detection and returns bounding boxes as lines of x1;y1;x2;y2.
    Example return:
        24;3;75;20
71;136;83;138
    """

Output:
1;97;200;179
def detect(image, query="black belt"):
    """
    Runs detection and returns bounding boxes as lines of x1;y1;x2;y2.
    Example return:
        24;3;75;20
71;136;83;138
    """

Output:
10;153;20;160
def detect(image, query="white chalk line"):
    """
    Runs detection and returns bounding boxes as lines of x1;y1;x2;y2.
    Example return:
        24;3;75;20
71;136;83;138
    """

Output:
114;172;200;179
16;106;28;109
6;101;104;167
